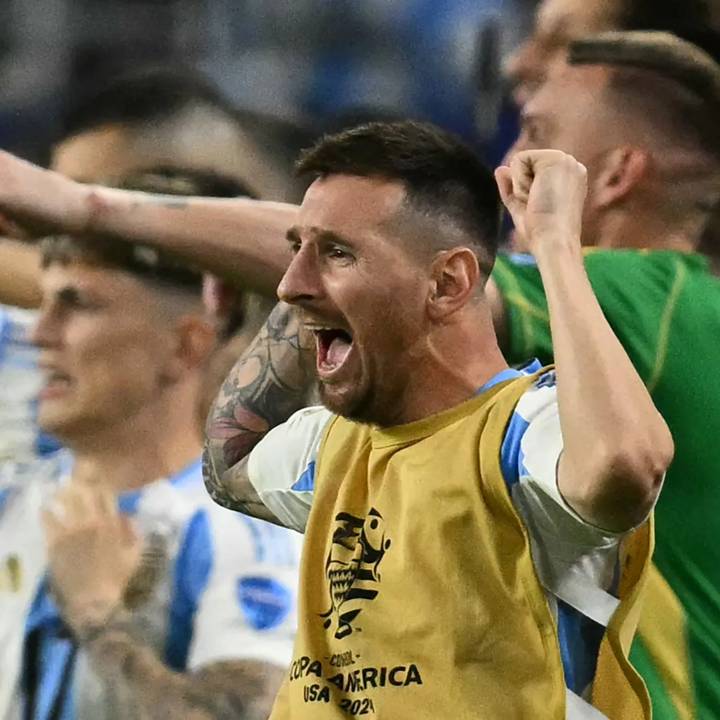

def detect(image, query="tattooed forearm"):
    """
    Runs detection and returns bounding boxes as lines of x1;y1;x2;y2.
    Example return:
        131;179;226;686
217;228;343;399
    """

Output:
203;301;315;513
84;624;283;720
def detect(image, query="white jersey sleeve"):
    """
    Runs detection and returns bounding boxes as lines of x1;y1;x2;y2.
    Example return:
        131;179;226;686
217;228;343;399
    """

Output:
501;371;622;595
185;504;303;670
247;406;333;533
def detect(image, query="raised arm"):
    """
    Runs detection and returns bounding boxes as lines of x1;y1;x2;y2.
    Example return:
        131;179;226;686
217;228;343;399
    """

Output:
203;302;315;520
495;149;673;532
0;150;296;296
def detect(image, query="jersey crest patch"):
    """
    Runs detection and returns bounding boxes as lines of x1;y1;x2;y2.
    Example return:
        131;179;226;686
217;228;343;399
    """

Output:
237;576;292;631
320;508;391;639
0;553;21;592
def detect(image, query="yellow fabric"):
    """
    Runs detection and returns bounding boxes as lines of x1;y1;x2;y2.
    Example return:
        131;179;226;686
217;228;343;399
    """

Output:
592;519;654;719
270;374;653;719
636;565;695;720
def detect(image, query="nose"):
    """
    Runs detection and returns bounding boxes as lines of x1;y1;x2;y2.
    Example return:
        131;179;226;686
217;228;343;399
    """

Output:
277;244;323;306
29;308;61;349
504;39;544;109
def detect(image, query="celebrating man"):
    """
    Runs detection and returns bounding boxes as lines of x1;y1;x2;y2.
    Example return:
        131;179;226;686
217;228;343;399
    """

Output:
202;123;671;718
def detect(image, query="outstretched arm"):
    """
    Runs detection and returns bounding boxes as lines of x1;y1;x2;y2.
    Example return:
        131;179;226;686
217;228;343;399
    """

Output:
203;302;315;519
496;150;673;532
0;150;297;296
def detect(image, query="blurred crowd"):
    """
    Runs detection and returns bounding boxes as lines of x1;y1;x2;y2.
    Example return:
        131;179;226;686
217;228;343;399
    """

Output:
0;0;718;719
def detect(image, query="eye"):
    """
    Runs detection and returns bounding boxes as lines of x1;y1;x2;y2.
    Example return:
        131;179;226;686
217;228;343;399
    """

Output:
329;246;350;259
521;120;542;147
289;240;302;255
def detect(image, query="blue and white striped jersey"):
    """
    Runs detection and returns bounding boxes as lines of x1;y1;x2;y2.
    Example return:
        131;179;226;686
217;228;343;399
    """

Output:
0;453;302;720
0;306;58;463
246;364;635;709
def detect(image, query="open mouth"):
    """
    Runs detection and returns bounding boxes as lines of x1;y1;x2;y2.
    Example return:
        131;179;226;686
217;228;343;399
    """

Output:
313;328;354;376
41;369;73;396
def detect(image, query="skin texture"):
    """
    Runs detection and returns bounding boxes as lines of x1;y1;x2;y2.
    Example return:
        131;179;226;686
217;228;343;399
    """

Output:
203;301;314;523
53;125;145;184
51;123;289;421
203;173;508;515
502;60;715;254
504;0;622;106
43;481;283;720
52;112;297;201
279;177;435;425
32;263;199;442
507;63;623;249
206;151;671;532
31;260;282;719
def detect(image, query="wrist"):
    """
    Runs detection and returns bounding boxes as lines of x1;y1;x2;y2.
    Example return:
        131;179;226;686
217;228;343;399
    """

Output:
73;605;131;645
63;597;121;636
531;235;584;267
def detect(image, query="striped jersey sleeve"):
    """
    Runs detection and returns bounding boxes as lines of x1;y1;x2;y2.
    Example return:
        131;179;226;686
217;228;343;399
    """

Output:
500;370;627;696
501;370;623;584
247;406;333;533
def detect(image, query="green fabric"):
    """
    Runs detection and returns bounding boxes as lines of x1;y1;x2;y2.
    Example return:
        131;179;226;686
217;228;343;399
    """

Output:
630;638;680;720
493;249;720;719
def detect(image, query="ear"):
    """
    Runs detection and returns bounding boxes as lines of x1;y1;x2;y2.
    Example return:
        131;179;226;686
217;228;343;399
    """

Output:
426;248;480;321
161;316;218;383
590;146;650;210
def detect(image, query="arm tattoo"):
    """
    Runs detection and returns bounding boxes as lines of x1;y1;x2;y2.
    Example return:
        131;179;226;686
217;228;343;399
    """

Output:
85;625;284;720
203;302;315;513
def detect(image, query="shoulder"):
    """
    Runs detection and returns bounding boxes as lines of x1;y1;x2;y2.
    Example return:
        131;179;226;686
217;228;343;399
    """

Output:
500;368;558;488
246;406;333;532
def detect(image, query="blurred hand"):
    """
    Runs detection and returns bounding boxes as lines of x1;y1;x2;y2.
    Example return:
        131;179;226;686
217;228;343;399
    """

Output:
43;483;142;633
495;149;587;255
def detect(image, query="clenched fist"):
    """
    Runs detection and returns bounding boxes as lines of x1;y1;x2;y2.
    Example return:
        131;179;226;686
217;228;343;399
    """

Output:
495;150;588;255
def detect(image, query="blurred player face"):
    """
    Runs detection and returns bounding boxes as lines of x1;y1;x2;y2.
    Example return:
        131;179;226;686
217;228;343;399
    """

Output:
32;262;188;442
278;176;430;426
52;119;293;200
505;0;622;107
505;64;618;246
52;125;145;183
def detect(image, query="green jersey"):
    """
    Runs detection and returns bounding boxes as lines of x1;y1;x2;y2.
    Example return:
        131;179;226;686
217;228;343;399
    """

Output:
493;249;720;720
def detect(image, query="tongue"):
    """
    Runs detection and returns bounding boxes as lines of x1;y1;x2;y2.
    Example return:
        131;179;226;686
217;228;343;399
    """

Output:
326;335;352;367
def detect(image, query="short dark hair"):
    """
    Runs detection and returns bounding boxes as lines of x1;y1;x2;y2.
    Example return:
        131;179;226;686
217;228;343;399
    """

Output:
620;0;712;36
41;166;253;292
617;0;720;65
296;120;501;272
570;32;720;160
61;66;236;140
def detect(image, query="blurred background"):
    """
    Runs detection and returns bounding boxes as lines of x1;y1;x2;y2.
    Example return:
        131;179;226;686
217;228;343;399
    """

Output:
0;0;536;165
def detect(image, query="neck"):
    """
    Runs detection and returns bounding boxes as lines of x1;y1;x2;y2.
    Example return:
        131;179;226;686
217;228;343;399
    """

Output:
390;302;508;425
592;206;700;253
66;391;202;494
